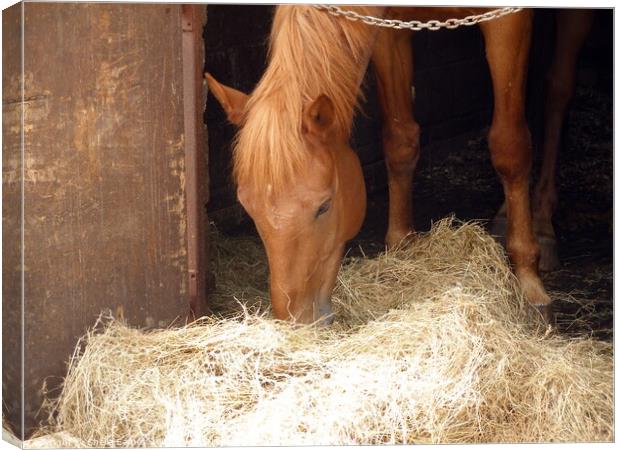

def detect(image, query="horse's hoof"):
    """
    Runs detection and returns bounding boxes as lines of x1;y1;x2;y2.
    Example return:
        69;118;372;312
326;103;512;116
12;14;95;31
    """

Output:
532;303;555;326
537;235;561;272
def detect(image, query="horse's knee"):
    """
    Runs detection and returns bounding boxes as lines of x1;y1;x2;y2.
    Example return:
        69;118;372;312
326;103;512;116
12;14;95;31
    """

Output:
487;121;532;183
383;120;420;175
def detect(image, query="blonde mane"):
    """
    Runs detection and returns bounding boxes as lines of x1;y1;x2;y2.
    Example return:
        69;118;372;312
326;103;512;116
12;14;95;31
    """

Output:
233;5;383;192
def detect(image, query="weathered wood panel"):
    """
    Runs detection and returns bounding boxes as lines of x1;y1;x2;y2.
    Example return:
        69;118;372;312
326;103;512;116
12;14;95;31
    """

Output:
2;2;25;440
3;3;205;437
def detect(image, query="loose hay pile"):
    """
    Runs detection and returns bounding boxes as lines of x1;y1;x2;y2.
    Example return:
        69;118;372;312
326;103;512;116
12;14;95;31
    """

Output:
37;219;613;446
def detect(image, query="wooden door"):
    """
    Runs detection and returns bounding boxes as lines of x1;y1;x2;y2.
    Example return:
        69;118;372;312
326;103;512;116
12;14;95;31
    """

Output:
2;3;208;438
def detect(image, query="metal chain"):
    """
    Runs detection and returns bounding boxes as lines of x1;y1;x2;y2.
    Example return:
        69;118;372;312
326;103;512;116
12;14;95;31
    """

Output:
313;5;523;31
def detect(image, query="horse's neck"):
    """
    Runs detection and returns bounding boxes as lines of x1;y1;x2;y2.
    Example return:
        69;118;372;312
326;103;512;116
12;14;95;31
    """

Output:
258;5;386;133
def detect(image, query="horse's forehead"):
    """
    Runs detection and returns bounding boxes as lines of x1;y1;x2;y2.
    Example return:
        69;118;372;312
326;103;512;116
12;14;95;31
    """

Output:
243;181;325;231
268;174;332;208
265;146;335;194
305;143;336;182
242;158;334;223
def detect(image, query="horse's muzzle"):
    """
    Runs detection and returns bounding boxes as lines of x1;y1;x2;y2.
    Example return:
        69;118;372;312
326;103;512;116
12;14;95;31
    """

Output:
315;299;335;326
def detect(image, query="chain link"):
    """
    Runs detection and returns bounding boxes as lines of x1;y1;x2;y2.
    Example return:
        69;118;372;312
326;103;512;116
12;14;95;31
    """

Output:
313;5;523;31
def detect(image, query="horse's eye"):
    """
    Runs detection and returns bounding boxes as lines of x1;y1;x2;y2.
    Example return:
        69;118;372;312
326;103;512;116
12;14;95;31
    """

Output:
315;199;331;219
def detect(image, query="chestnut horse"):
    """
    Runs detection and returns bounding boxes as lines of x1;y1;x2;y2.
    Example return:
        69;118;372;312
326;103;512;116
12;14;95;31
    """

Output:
207;6;552;324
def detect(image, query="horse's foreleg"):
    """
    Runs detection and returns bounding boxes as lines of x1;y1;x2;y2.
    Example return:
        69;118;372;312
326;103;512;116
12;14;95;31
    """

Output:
372;29;419;248
532;9;594;271
481;10;553;322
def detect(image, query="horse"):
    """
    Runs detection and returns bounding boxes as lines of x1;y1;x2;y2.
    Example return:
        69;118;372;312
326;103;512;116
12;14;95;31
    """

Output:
206;5;552;325
492;9;595;272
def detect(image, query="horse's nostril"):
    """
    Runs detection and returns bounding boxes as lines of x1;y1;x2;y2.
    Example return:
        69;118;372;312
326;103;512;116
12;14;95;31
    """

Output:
320;314;335;326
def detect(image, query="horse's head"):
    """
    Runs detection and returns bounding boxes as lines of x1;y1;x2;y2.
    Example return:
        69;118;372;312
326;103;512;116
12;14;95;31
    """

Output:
207;73;366;324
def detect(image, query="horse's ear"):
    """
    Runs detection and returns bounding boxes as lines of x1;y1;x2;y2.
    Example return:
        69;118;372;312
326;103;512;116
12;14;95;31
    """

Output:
302;94;335;140
205;72;248;125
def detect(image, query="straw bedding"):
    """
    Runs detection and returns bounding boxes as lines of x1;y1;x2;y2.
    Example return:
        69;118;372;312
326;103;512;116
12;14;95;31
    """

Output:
33;218;613;446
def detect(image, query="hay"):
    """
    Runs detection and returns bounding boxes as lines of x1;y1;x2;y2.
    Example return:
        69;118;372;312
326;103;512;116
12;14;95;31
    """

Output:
37;218;613;446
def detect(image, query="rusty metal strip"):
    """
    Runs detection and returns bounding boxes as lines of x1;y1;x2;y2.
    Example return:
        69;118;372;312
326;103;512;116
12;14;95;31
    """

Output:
181;4;202;316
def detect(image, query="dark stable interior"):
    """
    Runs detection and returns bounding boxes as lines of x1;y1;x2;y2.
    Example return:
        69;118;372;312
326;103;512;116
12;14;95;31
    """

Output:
203;7;613;340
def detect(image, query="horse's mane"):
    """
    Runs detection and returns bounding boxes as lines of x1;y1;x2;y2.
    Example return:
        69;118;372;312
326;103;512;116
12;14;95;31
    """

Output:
233;5;382;193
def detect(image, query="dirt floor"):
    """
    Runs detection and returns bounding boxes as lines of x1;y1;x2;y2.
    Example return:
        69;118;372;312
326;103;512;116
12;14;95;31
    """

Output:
213;79;613;342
